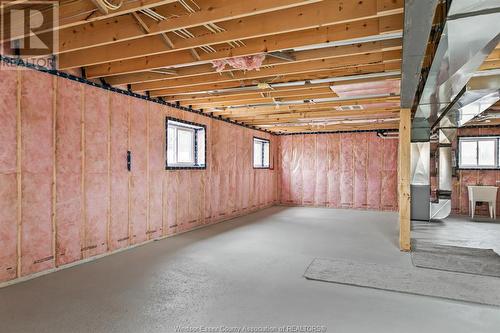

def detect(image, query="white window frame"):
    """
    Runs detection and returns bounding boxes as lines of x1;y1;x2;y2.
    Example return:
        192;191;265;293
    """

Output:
166;118;206;169
253;137;270;169
458;136;500;169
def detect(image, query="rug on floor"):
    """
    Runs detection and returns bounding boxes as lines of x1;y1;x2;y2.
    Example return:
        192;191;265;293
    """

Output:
303;258;500;307
411;241;500;278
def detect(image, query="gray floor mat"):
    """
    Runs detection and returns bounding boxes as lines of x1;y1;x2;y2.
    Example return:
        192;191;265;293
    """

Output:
304;258;500;307
411;241;500;278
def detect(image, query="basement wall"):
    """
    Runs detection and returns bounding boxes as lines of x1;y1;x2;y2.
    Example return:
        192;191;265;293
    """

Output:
430;126;500;217
278;132;398;211
0;68;278;284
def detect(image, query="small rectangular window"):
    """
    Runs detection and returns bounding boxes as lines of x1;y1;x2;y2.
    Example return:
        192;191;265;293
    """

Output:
253;137;270;168
166;118;206;169
458;136;499;169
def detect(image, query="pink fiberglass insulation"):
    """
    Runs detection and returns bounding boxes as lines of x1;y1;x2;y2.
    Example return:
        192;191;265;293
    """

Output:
84;86;109;258
0;175;17;280
290;135;304;205
109;93;129;250
340;133;354;208
367;134;383;210
148;103;164;238
326;134;341;208
164;171;178;235
279;132;398;211
280;136;292;204
302;135;316;205
190;172;204;226
314;135;328;206
460;171;477;215
0;70;18;281
177;170;190;232
353;132;368;209
0;70;17;174
55;78;83;266
21;70;55;275
211;54;266;72
1;66;281;285
381;138;398;211
330;80;400;98
130;98;148;244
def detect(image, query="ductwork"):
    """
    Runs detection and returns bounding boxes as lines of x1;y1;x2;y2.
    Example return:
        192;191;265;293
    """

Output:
407;0;500;221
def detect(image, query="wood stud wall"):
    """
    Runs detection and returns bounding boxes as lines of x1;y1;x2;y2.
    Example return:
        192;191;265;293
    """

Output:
0;68;278;284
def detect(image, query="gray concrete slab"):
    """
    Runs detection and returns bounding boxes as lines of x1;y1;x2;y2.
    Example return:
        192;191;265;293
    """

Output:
1;207;499;333
412;215;500;254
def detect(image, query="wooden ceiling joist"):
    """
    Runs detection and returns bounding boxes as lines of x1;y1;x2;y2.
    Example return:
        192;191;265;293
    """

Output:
59;0;402;69
103;38;402;86
4;0;407;133
132;50;401;92
57;0;318;55
81;13;403;77
149;62;402;97
4;0;181;42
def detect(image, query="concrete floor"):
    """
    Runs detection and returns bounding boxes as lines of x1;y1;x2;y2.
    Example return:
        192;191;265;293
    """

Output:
1;206;499;333
412;214;500;254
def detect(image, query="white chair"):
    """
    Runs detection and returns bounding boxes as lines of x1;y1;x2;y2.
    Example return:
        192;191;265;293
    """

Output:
468;186;498;219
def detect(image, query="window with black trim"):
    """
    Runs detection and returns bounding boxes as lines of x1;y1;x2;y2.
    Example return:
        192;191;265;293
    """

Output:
166;118;206;169
458;136;499;169
253;137;270;168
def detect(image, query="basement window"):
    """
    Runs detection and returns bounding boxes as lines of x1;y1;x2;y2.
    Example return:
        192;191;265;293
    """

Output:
458;136;499;169
253;137;270;169
166;118;206;169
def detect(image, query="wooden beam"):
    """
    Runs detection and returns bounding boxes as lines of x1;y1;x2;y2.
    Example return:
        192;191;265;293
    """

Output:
149;63;402;99
195;93;400;110
264;121;399;133
4;0;180;42
398;108;411;251
151;74;401;99
81;14;403;76
134;52;401;92
56;0;322;54
216;96;400;116
104;38;402;85
234;108;400;122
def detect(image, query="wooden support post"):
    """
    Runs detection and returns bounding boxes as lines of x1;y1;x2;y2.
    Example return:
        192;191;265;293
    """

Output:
398;108;411;251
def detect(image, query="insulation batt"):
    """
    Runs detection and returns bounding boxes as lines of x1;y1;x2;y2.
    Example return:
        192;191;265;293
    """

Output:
0;65;277;284
212;54;266;72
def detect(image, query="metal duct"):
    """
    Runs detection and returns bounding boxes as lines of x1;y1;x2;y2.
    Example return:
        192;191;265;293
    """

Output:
430;128;456;220
436;73;500;128
410;142;430;220
407;0;500;220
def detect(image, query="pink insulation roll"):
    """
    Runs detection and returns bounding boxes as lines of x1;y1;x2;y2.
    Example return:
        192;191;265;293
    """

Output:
339;133;354;208
20;70;55;275
55;78;83;265
130;98;148;244
0;70;18;281
148;103;165;237
83;86;109;258
280;135;292;204
380;138;398;211
290;135;304;205
314;134;328;206
326;134;341;208
164;171;178;235
302;135;316;206
353;133;368;209
211;54;266;72
367;134;383;210
109;93;130;250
